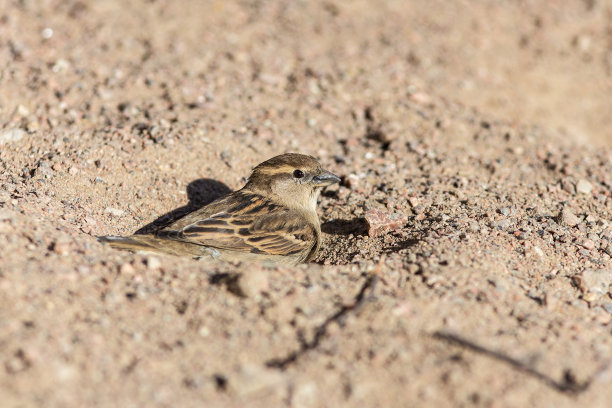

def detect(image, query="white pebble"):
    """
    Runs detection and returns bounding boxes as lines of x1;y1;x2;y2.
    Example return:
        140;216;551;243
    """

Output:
104;207;125;217
576;179;593;195
146;256;161;270
41;28;54;39
0;128;26;145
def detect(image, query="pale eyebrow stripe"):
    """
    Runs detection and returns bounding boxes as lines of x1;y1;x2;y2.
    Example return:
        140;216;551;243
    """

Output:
255;164;297;174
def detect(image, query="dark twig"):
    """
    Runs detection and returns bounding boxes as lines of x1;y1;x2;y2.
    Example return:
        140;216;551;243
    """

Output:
266;273;378;369
433;331;603;395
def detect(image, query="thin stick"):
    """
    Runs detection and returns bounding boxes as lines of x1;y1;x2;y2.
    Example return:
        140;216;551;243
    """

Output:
433;330;599;394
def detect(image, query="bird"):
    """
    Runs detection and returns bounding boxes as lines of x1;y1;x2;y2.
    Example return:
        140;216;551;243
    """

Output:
98;153;341;265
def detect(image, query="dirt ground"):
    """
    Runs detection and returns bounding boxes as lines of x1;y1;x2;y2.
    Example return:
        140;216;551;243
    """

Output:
1;1;612;407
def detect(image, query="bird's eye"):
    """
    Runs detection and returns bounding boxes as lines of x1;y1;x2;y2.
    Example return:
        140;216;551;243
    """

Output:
293;169;305;179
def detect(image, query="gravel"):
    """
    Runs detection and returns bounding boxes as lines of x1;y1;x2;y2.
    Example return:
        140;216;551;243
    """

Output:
1;1;612;407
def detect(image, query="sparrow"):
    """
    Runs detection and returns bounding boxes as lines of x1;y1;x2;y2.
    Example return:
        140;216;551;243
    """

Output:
98;153;340;265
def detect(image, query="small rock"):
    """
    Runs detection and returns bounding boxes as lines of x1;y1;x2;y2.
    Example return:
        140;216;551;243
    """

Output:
52;58;69;73
414;213;426;221
544;293;560;311
293;381;319;408
532;246;544;257
364;208;408;237
586;214;598;224
407;264;419;274
492;219;512;230
5;349;31;374
605;243;612;257
0;128;26;145
336;186;351;200
51;241;71;256
0;191;10;203
576;179;593;195
344;137;360;148
17;105;29;116
146;256;161;270
119;263;135;274
198;326;210;337
408;196;420;208
581;239;596;250
426;274;446;287
77;265;90;274
587;233;599;242
231;364;284;398
104;207;125;217
409;92;432;104
557;207;581;227
573;269;612;298
344;174;360;189
35;162;54;177
41;27;53;39
561;179;575;194
236;269;269;298
26;121;39;132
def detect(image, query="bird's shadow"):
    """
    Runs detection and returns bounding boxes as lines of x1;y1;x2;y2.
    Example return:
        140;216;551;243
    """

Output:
134;178;232;235
321;218;369;236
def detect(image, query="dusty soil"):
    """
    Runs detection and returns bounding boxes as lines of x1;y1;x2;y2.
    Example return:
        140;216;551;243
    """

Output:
1;1;612;407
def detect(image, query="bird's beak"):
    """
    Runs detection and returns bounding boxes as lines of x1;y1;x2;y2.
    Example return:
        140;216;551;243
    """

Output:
311;170;341;187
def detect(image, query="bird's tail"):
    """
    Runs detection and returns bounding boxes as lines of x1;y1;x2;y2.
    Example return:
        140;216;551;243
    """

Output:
98;234;214;257
97;235;164;253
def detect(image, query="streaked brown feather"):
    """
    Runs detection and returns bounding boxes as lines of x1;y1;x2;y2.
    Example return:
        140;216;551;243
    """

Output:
157;191;317;262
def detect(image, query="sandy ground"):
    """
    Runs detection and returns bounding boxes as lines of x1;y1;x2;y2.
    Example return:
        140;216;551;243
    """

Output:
1;1;612;407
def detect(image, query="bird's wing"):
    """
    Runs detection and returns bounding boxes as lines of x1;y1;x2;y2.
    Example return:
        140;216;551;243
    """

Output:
157;192;317;257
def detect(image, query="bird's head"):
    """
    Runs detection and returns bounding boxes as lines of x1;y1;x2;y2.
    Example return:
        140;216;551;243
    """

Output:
245;153;340;211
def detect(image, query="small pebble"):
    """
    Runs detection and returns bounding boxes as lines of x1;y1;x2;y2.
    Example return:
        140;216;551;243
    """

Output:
119;263;135;274
104;207;124;217
0;191;11;203
407;264;419;274
146;256;161;270
198;326;210;337
561;179;575;194
414;213;426;221
364;208;408;237
51;241;71;256
587;233;599;242
499;207;510;216
344;174;360;189
532;246;544;257
409;92;432;104
581;239;596;250
236;269;269;298
41;27;53;39
573;269;612;297
558;207;580;227
231;364;284;398
576;179;593;195
293;381;319;408
492;219;512;230
0;128;26;145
